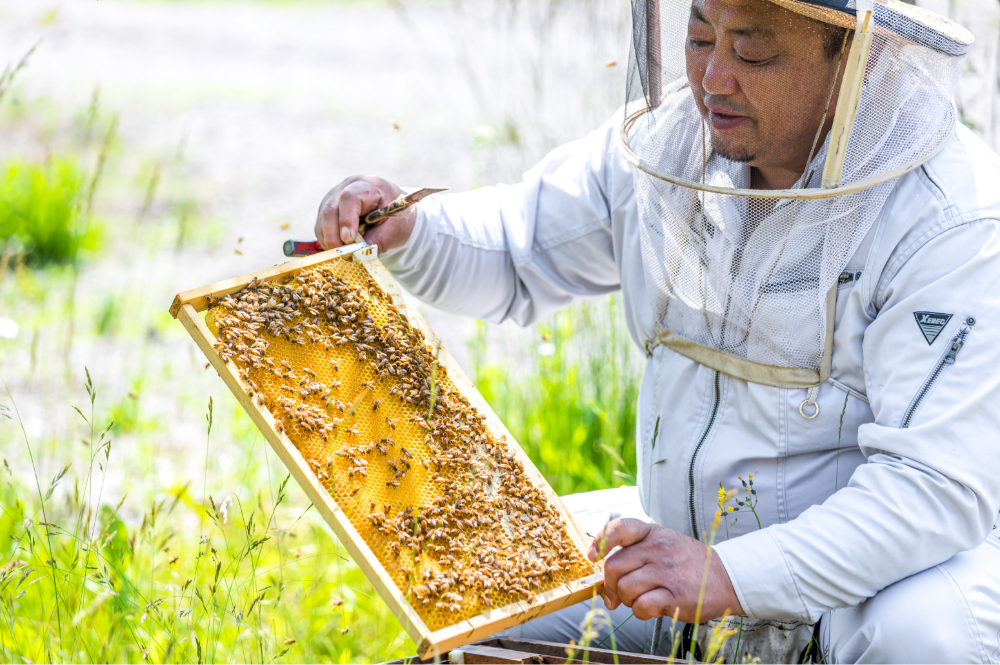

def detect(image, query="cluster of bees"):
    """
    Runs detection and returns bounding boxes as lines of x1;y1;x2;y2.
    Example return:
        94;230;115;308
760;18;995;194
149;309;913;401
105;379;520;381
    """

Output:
207;259;593;629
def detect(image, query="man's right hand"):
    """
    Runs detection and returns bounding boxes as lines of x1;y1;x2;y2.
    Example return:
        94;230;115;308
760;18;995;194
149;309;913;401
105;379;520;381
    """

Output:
314;175;417;254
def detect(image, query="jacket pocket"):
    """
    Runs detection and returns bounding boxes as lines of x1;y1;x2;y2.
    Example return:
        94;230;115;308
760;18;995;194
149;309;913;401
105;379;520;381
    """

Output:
900;316;976;429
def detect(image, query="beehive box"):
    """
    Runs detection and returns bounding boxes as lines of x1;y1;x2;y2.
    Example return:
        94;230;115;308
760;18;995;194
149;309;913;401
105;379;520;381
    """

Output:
169;243;604;657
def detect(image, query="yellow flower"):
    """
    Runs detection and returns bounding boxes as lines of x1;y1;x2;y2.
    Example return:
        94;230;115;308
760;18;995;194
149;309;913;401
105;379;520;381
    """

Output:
727;506;734;512
715;511;721;517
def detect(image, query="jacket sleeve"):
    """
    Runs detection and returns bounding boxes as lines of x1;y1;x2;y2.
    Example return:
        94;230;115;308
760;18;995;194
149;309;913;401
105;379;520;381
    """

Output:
714;218;1000;622
378;116;622;326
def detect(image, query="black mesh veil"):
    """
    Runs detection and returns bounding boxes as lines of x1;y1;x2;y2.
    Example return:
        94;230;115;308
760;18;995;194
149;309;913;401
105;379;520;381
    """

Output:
627;0;661;112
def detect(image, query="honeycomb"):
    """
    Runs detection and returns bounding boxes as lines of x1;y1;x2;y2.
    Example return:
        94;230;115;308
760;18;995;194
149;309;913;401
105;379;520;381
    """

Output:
204;256;595;631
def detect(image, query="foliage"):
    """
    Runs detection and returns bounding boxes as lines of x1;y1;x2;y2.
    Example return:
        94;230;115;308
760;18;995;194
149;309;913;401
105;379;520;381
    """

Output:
0;8;644;661
0;290;642;663
0;158;99;267
0;387;414;664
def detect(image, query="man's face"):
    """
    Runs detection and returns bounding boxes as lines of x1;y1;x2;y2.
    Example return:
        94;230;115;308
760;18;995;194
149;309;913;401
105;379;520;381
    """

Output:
685;0;844;173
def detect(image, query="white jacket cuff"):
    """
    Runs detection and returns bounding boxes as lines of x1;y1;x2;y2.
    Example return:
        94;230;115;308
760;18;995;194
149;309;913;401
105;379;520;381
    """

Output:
378;205;432;273
713;529;809;622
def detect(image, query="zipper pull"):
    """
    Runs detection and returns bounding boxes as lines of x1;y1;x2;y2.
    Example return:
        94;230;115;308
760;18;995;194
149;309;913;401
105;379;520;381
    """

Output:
944;317;976;365
944;337;963;364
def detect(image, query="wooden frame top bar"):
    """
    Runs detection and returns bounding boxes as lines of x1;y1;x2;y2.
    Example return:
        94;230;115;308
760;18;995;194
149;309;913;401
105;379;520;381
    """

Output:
169;242;368;317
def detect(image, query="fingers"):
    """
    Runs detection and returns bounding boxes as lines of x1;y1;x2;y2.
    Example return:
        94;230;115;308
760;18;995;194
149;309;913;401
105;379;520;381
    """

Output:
631;587;675;622
615;563;671;609
601;544;654;609
316;177;355;250
315;175;420;253
338;181;384;245
606;566;679;621
315;176;385;250
589;518;652;562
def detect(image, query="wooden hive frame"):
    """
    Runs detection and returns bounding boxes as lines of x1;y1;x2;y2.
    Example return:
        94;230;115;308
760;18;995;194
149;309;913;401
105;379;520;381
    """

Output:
169;242;605;658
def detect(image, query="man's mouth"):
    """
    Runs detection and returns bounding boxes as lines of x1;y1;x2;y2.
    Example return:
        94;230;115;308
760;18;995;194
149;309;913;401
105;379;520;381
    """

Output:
707;106;749;131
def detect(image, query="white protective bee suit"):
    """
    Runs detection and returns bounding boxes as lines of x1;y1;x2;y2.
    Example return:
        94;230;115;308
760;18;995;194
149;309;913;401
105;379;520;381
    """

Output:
378;108;1000;662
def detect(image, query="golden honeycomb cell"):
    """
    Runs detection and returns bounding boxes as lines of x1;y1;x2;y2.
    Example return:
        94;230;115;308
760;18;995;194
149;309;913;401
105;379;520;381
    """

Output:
204;256;595;631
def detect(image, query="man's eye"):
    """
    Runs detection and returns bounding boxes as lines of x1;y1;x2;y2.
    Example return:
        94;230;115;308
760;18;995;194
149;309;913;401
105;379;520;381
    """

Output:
688;39;713;48
736;52;775;65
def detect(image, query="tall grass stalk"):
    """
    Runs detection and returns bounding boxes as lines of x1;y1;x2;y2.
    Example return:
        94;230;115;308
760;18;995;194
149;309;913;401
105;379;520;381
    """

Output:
0;373;413;663
0;43;38;109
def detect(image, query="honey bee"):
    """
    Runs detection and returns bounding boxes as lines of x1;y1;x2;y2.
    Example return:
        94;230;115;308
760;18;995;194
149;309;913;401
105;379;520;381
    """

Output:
211;265;591;613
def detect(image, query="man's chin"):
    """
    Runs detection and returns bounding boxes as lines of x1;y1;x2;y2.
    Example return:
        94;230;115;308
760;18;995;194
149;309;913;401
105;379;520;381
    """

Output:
706;130;757;164
714;145;756;164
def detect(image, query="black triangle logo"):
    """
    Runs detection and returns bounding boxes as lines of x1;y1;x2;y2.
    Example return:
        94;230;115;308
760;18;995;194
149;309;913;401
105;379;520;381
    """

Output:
913;311;952;345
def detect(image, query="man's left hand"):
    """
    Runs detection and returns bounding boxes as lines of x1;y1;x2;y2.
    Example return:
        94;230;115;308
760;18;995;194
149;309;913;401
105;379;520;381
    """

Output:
588;518;744;622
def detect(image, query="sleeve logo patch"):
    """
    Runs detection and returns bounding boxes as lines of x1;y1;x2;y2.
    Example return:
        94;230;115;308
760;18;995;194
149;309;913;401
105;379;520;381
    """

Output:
913;311;953;345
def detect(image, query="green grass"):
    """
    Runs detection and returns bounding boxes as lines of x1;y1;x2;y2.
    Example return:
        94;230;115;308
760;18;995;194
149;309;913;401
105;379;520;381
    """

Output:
0;158;100;267
0;293;641;663
0;24;643;662
0;385;415;664
472;296;641;496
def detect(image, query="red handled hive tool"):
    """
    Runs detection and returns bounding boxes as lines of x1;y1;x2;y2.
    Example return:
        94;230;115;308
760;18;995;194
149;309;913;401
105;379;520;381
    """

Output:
283;187;446;257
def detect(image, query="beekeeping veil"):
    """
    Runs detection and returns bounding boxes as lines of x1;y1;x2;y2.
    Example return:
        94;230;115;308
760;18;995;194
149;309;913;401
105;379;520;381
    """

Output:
622;0;972;389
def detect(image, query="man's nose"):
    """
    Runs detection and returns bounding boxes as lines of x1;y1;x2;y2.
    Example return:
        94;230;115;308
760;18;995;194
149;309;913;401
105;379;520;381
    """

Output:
701;53;739;97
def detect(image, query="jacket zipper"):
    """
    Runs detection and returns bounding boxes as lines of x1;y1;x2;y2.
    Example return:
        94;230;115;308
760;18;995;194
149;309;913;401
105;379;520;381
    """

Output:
689;370;722;539
900;317;976;429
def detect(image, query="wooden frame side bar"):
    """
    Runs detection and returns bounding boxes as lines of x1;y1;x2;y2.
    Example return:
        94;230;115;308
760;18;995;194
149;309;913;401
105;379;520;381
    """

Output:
359;258;596;558
173;248;604;658
175;302;431;646
357;259;605;657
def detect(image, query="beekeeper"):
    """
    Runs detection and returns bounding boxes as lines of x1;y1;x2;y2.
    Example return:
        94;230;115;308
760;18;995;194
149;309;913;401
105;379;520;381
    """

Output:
313;0;1000;659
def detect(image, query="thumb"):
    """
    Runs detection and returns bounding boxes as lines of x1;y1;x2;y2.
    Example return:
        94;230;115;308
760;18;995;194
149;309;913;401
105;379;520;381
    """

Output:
589;518;651;562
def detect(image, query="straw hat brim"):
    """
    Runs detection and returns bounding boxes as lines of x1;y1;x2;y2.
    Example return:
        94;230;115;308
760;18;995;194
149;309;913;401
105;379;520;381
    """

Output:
766;0;973;55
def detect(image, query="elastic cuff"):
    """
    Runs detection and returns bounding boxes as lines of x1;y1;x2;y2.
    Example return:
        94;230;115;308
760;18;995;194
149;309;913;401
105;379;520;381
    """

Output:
712;529;809;622
712;543;754;620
